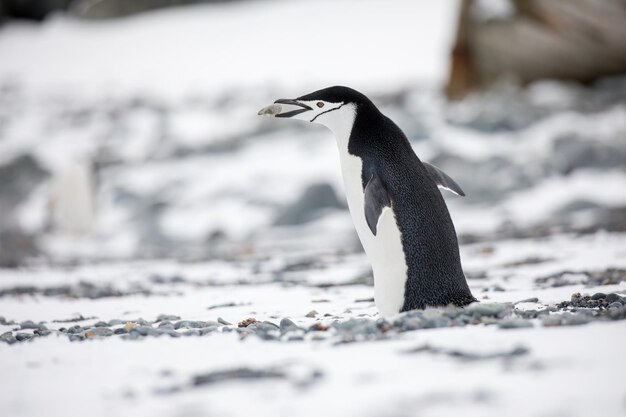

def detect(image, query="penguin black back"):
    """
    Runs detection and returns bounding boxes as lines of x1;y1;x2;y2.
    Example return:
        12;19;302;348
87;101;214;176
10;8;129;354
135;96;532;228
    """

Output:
346;94;476;310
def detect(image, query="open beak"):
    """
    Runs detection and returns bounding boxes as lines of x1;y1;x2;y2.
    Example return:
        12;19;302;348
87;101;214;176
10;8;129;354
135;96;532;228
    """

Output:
257;99;312;118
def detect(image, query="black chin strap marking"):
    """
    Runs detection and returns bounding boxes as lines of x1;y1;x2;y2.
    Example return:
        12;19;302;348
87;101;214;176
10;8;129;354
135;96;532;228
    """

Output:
310;103;347;123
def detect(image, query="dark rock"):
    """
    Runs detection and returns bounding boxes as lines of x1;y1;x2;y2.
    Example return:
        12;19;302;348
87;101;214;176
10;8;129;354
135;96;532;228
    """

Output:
514;297;539;304
591;292;607;301
605;293;622;304
193;368;286;386
94;321;109;327
15;332;34;342
114;328;127;335
174;320;207;330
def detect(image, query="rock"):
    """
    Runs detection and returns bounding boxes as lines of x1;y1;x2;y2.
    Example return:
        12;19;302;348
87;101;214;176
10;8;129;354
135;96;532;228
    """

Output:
591;292;607;300
274;183;343;226
20;320;44;330
0;331;17;345
515;297;539;304
498;319;534;329
217;317;232;326
156;314;181;322
279;318;300;335
465;302;512;318
305;310;318;318
34;329;51;337
94;321;109;327
605;293;622;304
238;318;258;328
174;320;207;330
107;319;124;326
114;328;127;335
68;334;85;342
199;326;218;336
15;332;34;342
193;368;286;386
85;327;114;337
67;325;83;334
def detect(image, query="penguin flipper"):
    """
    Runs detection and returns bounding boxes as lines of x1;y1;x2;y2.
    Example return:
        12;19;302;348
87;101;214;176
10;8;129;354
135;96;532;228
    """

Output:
423;162;466;197
364;173;391;236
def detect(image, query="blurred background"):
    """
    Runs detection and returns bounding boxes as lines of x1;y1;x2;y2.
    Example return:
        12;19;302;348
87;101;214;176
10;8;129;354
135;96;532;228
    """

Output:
0;0;625;268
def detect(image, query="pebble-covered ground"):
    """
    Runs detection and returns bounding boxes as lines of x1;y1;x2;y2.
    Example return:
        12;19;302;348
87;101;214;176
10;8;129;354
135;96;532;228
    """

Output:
2;232;626;417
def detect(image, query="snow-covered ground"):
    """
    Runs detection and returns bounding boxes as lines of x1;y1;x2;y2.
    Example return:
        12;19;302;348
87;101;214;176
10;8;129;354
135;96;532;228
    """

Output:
1;1;626;416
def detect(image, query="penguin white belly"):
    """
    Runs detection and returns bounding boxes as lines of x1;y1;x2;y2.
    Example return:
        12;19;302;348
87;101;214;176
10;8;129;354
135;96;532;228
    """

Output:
338;151;408;316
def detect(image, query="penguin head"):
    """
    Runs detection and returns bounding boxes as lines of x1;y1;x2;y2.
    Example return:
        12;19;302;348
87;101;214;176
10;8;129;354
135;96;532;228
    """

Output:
258;86;370;131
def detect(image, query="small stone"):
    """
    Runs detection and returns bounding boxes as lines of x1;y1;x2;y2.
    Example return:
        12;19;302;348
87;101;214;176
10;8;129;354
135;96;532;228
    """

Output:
15;332;34;342
465;302;511;318
130;326;156;336
86;327;114;337
34;329;51;337
174;320;207;330
67;325;83;334
124;322;136;332
108;319;124;326
218;317;232;326
114;328;127;335
238;318;258;328
605;293;622;304
591;292;606;301
68;334;85;342
279;318;300;335
156;314;181;322
1;331;17;345
94;321;109;328
308;323;329;332
305;310;318;318
498;319;534;329
607;301;623;310
20;320;43;330
515;297;539;304
199;326;218;336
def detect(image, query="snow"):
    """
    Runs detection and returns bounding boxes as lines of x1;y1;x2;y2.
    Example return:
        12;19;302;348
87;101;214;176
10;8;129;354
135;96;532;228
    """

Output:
0;0;460;97
1;1;626;416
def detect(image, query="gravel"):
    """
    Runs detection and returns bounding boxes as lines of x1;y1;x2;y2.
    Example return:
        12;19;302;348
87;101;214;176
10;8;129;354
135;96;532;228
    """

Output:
2;290;625;346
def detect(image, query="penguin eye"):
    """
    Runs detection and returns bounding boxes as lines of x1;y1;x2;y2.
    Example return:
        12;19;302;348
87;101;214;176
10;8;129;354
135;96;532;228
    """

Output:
316;102;324;108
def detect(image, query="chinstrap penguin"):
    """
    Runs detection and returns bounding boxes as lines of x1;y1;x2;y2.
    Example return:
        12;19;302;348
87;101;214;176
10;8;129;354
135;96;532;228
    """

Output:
258;86;476;316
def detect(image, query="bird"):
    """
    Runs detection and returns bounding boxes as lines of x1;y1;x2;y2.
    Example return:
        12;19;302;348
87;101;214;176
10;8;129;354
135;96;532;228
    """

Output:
258;86;476;316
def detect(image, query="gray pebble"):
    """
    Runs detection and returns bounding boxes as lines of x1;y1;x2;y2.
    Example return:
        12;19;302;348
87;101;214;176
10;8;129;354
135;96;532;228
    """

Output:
305;310;318;318
199;326;218;336
114;328;127;335
174;320;207;330
608;301;623;309
605;293;622;304
465;303;512;318
498;319;534;329
591;292;606;300
1;331;17;345
279;318;300;335
108;319;124;326
156;314;181;322
20;320;45;330
87;327;114;337
515;297;539;304
68;334;85;342
218;317;232;326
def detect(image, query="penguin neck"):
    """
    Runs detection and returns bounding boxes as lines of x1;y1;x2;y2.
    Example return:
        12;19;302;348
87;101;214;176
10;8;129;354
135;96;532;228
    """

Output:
317;103;357;152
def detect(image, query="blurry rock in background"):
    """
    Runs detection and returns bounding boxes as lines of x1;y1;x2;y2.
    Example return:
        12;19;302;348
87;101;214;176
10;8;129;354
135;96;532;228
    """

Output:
446;0;626;99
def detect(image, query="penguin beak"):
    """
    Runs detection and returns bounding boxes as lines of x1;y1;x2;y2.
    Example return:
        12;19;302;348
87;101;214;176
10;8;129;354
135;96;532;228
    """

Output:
257;99;312;118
